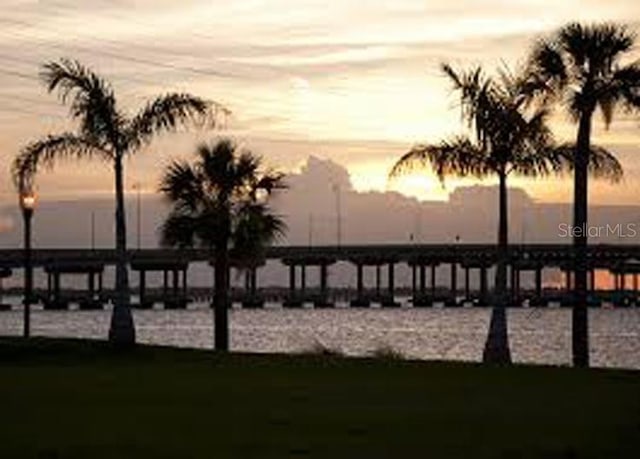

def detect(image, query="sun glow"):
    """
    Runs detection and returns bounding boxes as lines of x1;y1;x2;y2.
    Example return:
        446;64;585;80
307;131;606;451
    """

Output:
1;1;639;205
347;160;488;202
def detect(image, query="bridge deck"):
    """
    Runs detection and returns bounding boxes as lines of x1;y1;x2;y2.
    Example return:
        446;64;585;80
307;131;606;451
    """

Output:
1;244;639;269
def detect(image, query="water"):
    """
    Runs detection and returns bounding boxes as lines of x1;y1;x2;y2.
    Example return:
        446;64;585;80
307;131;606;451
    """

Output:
1;302;639;370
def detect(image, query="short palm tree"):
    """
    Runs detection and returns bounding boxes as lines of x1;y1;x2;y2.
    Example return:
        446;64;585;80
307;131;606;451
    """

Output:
526;22;640;367
12;58;217;346
159;139;286;351
390;64;622;365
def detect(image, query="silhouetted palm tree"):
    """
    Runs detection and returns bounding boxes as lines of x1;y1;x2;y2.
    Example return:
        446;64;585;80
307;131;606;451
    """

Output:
526;23;640;367
12;59;217;346
159;139;286;351
390;64;622;365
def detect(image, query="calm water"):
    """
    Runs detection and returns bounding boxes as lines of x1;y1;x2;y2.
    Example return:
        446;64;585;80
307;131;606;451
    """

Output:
1;302;639;369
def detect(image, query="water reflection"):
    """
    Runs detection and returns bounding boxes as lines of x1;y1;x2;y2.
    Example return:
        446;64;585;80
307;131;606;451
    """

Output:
0;304;638;369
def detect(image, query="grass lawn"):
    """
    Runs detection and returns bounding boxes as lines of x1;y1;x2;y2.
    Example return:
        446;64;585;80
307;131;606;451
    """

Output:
0;338;638;458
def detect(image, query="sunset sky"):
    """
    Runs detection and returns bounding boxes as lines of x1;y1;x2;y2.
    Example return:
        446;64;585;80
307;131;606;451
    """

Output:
0;0;639;205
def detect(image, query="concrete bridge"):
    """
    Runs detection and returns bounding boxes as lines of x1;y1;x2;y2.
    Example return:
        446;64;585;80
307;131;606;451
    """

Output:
1;244;640;309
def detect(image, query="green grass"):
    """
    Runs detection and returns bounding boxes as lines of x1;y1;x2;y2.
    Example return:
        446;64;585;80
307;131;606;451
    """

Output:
0;338;639;459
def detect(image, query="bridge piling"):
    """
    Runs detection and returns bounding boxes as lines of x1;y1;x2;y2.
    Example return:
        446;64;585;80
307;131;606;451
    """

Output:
445;262;458;307
382;262;399;307
350;263;370;308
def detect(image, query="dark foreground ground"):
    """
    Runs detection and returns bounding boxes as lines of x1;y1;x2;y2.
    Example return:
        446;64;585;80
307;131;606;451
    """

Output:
0;338;639;459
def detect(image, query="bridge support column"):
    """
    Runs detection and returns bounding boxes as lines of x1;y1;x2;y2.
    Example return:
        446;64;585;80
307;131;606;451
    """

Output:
139;270;146;306
382;262;397;307
479;266;488;306
613;270;627;308
54;272;61;307
163;270;168;299
172;269;179;299
447;262;457;307
242;267;263;309
430;264;436;298
350;263;369;308
375;265;381;299
464;267;470;302
535;267;542;299
411;264;417;299
300;265;306;299
182;268;188;300
289;264;296;297
165;268;185;309
511;267;520;306
510;266;516;304
46;272;52;303
88;272;95;299
251;268;258;297
413;263;432;307
315;263;332;308
284;263;301;308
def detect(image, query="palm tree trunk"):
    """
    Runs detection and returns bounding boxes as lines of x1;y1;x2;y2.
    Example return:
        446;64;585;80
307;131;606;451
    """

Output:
213;208;231;351
483;170;512;364
108;154;135;346
213;239;230;351
495;170;509;298
572;113;592;368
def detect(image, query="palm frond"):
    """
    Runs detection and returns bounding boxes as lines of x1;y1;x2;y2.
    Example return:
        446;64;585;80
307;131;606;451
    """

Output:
12;133;111;191
234;151;261;189
42;58;123;148
389;137;490;183
232;202;286;263
254;172;287;196
608;63;640;113
441;63;496;137
526;23;638;121
127;93;216;150
198;139;236;196
158;159;205;212
524;39;568;104
587;145;624;182
554;143;623;182
159;210;198;248
159;138;287;253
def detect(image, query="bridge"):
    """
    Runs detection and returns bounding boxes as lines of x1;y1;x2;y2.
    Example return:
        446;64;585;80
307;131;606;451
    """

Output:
0;243;639;269
1;244;640;309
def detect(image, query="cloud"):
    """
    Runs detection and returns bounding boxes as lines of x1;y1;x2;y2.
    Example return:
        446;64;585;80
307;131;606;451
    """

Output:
1;0;639;208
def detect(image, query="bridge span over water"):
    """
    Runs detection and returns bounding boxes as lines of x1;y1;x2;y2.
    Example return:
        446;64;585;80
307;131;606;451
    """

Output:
1;244;640;309
0;243;640;267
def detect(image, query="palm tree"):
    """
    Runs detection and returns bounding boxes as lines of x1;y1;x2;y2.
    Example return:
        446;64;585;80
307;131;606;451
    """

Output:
159;139;286;351
526;23;640;367
390;64;622;365
12;58;217;346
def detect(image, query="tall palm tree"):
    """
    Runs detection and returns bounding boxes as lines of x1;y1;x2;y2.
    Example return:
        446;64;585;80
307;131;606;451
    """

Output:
390;64;622;365
159;139;286;351
12;58;217;346
526;23;640;367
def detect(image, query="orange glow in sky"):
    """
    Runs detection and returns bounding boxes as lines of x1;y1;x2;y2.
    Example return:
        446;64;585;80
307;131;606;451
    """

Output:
0;1;639;204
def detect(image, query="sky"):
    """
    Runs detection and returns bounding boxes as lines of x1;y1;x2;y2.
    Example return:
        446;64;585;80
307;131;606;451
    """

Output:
0;0;639;205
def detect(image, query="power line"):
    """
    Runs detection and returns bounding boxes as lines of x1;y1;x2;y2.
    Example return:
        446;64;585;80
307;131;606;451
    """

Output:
0;10;435;131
